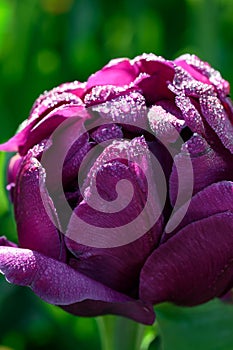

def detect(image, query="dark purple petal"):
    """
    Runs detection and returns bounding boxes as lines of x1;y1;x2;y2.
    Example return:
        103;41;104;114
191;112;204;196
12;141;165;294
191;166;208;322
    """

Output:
175;94;205;134
156;99;183;119
86;58;139;89
39;116;90;192
65;137;163;294
61;299;155;325
140;212;233;305
62;132;93;188
164;180;233;240
0;247;140;306
169;134;233;206
14;153;63;260
200;94;233;154
90;124;123;143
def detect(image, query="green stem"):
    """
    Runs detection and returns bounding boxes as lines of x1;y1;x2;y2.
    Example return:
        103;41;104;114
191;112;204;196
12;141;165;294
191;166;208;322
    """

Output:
96;316;157;350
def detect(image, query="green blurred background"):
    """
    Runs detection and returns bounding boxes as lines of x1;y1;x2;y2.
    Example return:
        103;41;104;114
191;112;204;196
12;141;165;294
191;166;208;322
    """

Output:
0;0;233;349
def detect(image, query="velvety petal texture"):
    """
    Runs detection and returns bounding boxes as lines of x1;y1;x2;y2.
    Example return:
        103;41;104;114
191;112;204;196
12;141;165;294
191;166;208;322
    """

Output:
0;246;154;324
1;52;233;323
65;137;163;295
140;212;233;305
14;152;63;260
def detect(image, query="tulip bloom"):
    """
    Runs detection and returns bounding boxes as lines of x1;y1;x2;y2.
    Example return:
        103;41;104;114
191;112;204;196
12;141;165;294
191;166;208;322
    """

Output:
0;53;233;325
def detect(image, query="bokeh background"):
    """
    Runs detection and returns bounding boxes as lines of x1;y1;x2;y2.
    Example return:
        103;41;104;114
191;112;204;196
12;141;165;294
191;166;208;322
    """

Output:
0;0;233;349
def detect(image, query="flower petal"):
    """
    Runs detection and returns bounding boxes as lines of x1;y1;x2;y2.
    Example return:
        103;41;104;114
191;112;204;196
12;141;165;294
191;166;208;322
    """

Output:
86;58;139;88
90;91;148;131
14;153;62;260
0;245;155;324
200;94;233;154
175;54;230;95
148;105;185;143
134;57;175;104
140;212;233;305
0;246;138;305
61;299;155;325
19;105;88;156
0;93;83;154
65;137;163;294
29;81;86;118
165;180;233;238
169;134;233;206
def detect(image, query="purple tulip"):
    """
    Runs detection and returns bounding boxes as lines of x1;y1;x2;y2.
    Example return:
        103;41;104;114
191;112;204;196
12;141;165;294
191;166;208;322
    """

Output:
0;53;233;325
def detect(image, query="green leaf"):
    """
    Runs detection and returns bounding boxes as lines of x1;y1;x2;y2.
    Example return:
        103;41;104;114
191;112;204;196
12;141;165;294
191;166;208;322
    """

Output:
154;299;233;350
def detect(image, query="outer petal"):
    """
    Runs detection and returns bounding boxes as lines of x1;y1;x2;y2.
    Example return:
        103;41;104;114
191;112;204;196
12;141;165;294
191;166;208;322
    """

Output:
140;212;233;306
14;152;63;260
29;81;86;118
86;58;139;89
175;54;230;95
0;93;83;154
19;105;89;156
0;247;126;303
61;299;155;325
134;55;175;104
0;247;154;324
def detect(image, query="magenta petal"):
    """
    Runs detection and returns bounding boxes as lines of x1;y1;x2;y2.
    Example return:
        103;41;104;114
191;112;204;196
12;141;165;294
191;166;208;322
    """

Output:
14;154;62;260
135;59;175;104
175;54;230;95
19;105;88;155
29;81;85;117
87;58;139;88
0;121;35;152
140;212;233;306
61;299;155;325
0;90;84;153
0;247;139;305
